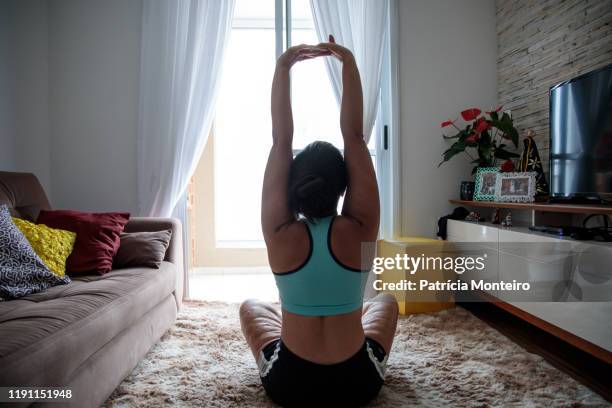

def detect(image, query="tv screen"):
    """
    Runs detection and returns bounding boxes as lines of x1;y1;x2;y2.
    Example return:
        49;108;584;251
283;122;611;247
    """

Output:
550;64;612;201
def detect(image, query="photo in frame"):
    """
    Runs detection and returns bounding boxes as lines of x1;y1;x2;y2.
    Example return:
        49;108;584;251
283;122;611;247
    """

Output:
495;172;536;202
473;167;500;201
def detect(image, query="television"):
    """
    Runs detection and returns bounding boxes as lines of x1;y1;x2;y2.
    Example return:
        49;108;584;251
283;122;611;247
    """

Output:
549;63;612;202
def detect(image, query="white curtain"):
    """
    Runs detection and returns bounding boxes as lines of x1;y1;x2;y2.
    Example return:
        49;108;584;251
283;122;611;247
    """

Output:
137;0;235;218
309;0;388;142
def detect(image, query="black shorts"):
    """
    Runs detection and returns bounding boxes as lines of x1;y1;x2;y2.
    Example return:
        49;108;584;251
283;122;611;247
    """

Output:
258;338;387;407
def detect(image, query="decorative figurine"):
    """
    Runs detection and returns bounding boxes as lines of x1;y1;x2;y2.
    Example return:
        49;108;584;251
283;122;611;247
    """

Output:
501;211;512;227
518;131;549;201
465;211;481;222
491;208;501;224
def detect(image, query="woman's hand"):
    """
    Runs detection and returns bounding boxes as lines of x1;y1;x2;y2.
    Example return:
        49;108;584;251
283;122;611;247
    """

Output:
317;34;354;63
277;44;331;69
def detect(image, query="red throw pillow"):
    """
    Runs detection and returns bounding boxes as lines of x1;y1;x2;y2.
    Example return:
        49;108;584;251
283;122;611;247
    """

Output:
37;210;130;274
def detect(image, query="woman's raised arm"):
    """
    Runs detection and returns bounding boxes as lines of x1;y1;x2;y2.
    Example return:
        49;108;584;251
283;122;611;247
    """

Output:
261;45;331;239
320;36;380;238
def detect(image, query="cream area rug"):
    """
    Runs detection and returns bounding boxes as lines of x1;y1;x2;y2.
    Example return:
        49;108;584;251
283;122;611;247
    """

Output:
104;301;608;407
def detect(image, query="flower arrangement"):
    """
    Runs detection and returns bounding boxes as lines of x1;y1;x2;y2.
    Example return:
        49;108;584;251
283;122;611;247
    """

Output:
439;107;520;174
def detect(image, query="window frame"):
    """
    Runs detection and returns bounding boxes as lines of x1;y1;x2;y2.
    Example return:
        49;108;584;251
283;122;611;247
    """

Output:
213;0;395;248
284;0;389;238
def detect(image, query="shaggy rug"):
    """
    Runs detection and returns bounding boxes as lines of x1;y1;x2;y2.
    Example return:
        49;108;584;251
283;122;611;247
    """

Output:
104;301;608;407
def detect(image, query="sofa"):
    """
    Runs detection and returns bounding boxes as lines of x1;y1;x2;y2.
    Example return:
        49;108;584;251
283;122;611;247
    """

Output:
0;171;184;407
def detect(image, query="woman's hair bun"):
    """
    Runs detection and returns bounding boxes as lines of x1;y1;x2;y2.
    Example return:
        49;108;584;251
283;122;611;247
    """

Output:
288;141;347;219
295;175;326;198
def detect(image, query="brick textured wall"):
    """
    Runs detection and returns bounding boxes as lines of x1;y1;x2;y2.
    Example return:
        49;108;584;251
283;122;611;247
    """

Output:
497;0;612;171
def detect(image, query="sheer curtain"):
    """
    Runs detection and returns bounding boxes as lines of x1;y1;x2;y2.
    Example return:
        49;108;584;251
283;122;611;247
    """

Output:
137;0;235;298
137;0;235;218
309;0;388;142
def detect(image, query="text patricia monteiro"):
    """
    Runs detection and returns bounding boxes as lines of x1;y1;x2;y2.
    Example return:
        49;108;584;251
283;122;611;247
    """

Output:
373;279;531;292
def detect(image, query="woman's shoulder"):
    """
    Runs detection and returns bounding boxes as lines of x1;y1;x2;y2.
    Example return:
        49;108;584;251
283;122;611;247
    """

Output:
266;219;311;274
332;214;377;242
328;215;375;270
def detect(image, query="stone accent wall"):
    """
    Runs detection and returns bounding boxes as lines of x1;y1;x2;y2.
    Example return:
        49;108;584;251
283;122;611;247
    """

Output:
496;0;612;171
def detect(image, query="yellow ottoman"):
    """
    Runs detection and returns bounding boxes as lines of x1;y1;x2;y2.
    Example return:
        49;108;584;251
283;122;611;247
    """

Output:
376;238;455;315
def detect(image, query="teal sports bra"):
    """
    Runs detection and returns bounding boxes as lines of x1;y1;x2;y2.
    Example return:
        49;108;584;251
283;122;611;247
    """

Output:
273;215;369;316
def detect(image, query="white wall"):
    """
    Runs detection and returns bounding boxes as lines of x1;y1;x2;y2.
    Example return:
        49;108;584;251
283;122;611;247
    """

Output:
48;0;142;213
1;0;142;213
0;2;16;171
5;0;52;195
398;0;498;237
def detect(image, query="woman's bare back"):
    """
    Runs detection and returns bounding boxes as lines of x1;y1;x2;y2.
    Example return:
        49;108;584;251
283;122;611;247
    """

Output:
270;215;370;364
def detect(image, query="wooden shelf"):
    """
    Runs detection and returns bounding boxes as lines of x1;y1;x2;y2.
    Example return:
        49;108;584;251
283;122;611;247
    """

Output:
449;199;612;215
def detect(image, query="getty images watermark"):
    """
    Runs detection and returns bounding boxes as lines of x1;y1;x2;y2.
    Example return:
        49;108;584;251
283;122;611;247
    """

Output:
372;253;530;292
362;242;612;302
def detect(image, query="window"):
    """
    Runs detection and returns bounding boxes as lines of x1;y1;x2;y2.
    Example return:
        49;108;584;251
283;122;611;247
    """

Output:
214;0;384;248
288;1;340;149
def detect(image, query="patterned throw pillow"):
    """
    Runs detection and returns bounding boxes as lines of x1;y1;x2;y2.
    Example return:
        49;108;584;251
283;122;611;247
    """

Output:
0;205;70;301
11;217;76;277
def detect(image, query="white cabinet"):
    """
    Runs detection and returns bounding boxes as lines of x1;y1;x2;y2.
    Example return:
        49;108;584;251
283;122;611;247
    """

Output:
447;219;612;354
447;219;498;247
498;228;575;302
508;302;612;352
447;220;499;297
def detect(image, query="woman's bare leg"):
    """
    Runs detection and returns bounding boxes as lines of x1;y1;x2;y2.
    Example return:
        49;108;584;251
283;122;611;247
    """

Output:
239;299;282;359
362;293;399;354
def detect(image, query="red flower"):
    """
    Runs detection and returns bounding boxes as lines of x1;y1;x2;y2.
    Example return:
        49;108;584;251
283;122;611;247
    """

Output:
501;159;515;172
465;133;480;143
486;106;503;114
474;117;491;133
461;108;482;121
441;119;455;128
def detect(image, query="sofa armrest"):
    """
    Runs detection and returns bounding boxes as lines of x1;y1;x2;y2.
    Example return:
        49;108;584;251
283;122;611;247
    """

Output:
124;217;184;308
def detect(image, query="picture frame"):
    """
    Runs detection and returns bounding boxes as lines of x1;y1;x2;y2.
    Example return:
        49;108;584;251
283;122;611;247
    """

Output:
473;167;500;201
495;172;537;202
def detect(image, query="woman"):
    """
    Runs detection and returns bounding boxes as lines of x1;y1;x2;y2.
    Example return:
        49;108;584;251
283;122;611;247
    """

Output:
239;36;398;407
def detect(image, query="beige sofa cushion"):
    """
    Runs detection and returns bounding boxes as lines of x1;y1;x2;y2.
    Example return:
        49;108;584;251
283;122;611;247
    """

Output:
0;263;176;387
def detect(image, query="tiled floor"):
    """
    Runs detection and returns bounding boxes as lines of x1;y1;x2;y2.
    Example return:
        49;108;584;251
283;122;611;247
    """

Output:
188;267;279;303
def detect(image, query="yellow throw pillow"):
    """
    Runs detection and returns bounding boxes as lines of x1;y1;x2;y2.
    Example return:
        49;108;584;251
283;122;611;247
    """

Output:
12;217;76;277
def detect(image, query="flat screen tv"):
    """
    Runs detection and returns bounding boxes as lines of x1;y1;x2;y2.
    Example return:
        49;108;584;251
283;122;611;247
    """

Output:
549;63;612;202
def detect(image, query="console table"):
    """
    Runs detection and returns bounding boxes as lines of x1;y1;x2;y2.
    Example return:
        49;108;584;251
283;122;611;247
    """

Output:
447;199;612;364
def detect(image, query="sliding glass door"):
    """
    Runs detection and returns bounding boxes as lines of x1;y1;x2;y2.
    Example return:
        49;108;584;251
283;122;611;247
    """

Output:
210;0;392;254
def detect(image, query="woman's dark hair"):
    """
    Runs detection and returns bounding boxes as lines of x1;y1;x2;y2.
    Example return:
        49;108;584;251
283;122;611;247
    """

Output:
288;141;347;219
